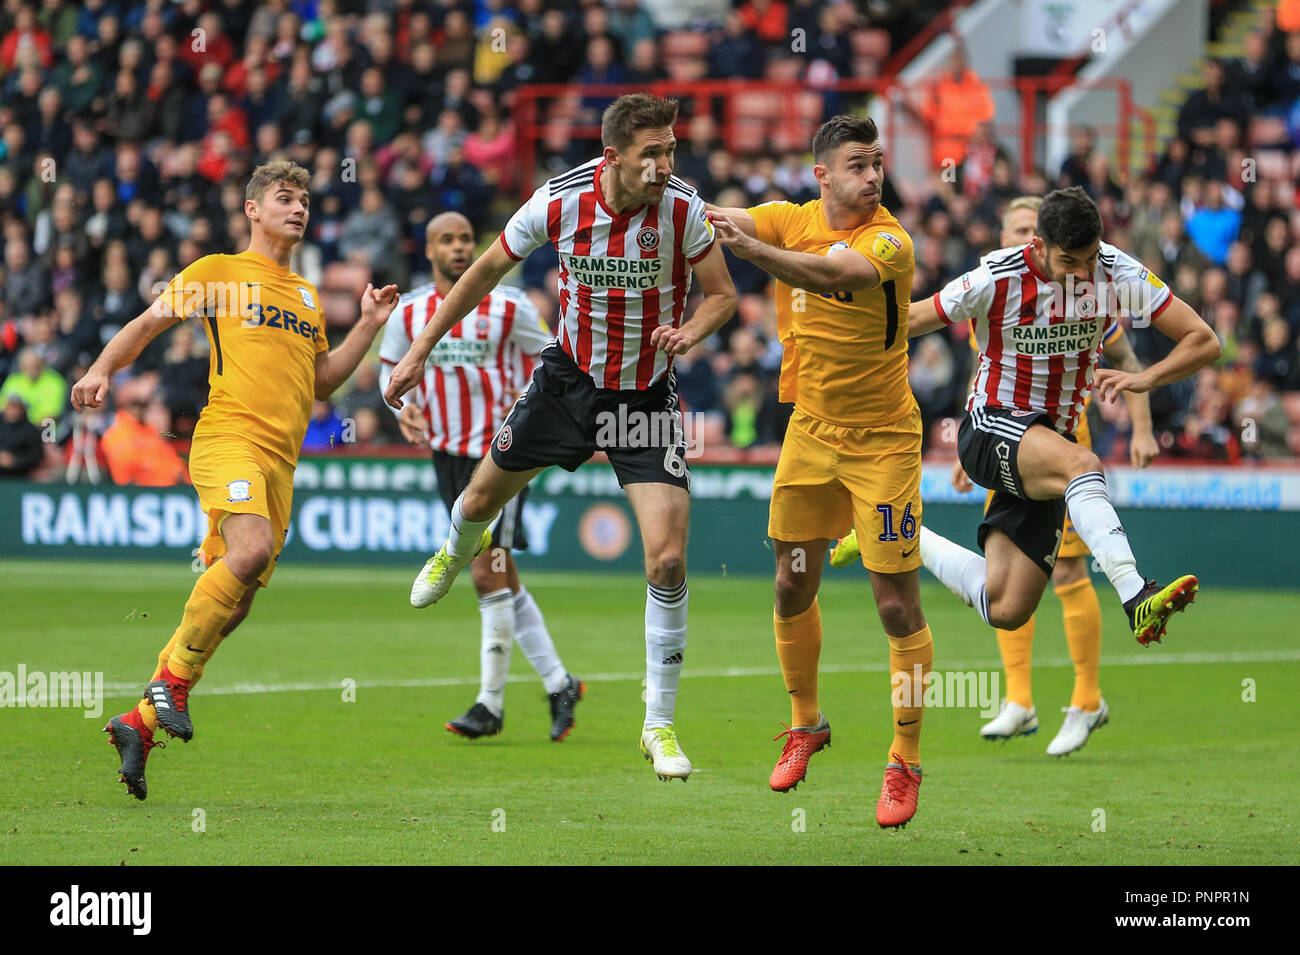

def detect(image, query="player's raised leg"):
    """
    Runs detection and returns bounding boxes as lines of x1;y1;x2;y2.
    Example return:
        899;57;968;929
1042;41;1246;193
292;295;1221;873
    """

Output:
1016;423;1197;644
626;481;693;781
770;538;832;792
410;456;539;608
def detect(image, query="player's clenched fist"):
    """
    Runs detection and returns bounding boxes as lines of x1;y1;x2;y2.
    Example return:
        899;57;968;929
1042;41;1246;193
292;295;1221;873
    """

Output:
70;368;110;412
649;323;698;357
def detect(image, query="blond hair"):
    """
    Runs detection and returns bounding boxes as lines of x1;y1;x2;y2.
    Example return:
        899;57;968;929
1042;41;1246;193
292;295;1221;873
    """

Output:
1001;195;1042;232
245;160;311;203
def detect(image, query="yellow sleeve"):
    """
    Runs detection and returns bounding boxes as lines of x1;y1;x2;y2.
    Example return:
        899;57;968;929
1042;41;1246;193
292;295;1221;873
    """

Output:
851;225;913;284
159;255;225;320
747;201;798;248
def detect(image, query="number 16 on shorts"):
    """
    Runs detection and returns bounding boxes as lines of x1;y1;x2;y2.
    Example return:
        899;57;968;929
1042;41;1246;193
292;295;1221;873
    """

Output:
876;502;918;542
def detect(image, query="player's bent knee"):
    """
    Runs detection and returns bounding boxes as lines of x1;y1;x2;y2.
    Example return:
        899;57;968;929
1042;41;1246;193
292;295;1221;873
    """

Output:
1070;448;1103;478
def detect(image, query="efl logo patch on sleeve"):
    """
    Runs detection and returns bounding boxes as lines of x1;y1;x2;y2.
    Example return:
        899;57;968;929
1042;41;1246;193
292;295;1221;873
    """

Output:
827;241;850;254
297;287;317;310
226;480;254;503
1138;267;1165;289
872;232;902;262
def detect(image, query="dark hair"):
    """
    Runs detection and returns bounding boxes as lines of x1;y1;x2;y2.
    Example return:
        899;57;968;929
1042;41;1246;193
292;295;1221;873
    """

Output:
811;115;879;164
601;94;679;152
1037;186;1102;251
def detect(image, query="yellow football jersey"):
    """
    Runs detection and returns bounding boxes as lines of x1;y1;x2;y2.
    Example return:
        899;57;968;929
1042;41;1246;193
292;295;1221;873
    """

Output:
749;199;915;427
160;250;328;464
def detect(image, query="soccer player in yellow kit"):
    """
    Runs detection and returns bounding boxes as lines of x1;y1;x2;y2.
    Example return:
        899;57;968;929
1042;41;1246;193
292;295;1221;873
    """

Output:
71;161;399;800
709;115;934;828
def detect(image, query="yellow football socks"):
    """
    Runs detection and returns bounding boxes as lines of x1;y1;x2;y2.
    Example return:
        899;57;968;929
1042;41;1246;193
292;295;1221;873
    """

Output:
774;599;823;728
1057;576;1102;711
996;617;1036;709
888;625;933;766
163;561;246;681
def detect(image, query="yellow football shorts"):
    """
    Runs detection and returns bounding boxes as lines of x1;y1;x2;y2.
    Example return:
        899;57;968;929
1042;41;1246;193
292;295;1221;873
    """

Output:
188;434;295;587
982;408;1092;559
769;406;923;574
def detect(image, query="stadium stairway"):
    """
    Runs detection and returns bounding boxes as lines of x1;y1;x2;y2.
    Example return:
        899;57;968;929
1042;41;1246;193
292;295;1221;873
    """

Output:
1133;0;1276;170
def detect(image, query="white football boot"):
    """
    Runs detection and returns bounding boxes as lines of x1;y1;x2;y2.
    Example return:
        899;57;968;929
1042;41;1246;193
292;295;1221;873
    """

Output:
1046;698;1109;757
410;528;493;608
640;726;692;781
979;700;1039;740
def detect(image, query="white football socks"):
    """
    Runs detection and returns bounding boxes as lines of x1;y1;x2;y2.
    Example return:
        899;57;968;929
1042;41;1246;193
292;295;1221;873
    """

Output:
1064;472;1145;603
475;588;514;717
512;588;568;694
447;494;491;560
644;579;688;729
920;526;992;624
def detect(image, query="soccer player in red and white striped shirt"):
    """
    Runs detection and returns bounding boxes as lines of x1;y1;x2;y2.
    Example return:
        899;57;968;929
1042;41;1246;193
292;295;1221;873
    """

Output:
908;187;1220;647
379;212;584;743
384;95;738;781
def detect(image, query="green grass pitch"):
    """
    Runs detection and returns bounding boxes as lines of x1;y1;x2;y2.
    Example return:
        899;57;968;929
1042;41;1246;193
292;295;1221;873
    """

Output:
1;558;1296;865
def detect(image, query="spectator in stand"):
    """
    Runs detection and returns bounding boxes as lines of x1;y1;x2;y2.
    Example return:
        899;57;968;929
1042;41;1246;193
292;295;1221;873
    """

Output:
100;377;188;486
1178;59;1250;147
1256;317;1300;392
340;186;401;284
739;0;788;46
1186;180;1243;266
914;43;994;172
303;398;346;452
0;393;43;478
1235;379;1292;459
3;238;48;317
709;11;765;80
0;348;64;427
463;109;516;193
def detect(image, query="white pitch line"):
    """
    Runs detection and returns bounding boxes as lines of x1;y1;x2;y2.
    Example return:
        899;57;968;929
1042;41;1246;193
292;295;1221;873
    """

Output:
98;649;1300;699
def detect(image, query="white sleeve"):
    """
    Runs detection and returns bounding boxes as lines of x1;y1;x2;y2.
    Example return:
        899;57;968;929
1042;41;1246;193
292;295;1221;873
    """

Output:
681;193;717;264
935;262;996;327
1104;242;1173;322
377;302;412;418
499;185;551;261
504;291;552;357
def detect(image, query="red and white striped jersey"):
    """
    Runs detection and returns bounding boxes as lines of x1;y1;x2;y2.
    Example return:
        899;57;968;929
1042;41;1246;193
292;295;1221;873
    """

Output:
378;282;551;459
498;157;716;391
935;241;1172;435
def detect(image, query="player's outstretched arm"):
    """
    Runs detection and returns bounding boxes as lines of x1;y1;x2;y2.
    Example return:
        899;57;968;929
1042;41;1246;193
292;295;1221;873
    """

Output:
70;302;178;411
1101;331;1158;468
384;239;516;409
650;242;737;357
710;215;877;294
703;204;757;238
906;294;944;337
314;283;400;399
1093;297;1219;405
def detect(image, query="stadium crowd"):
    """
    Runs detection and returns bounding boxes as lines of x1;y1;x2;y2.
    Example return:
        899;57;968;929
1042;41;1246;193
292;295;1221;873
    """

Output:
0;0;1297;484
